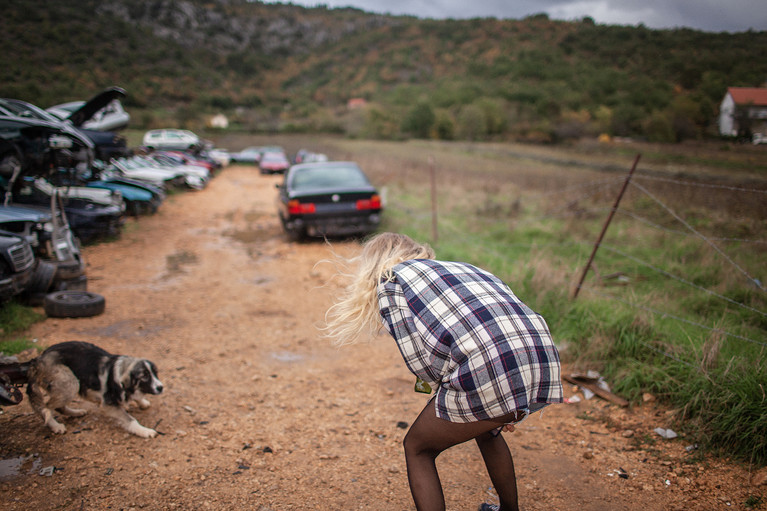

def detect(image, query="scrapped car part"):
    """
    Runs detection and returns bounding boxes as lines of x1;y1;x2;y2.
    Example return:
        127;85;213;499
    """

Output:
44;290;105;318
108;157;189;190
46;87;129;132
0;361;31;406
0;231;36;302
0;114;94;177
0;91;127;166
23;260;57;304
10;178;125;244
51;274;88;292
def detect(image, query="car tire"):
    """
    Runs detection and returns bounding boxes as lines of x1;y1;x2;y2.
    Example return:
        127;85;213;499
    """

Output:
53;258;85;281
25;260;57;298
52;274;88;292
44;290;105;318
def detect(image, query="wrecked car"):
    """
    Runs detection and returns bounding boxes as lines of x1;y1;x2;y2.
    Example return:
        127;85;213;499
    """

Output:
0;230;36;303
0;201;86;302
47;87;130;132
0;90;127;164
11;177;125;245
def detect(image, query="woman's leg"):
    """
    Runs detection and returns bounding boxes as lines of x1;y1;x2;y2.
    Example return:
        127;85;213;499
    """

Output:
403;400;521;511
475;431;519;511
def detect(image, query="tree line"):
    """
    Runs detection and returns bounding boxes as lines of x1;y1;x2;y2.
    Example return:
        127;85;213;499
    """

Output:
2;0;766;144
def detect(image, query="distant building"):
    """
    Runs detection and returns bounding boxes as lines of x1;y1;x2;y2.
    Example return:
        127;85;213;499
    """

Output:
347;98;367;109
718;87;767;138
208;113;229;129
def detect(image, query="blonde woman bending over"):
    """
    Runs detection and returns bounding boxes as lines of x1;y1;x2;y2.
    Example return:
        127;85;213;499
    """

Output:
324;232;563;511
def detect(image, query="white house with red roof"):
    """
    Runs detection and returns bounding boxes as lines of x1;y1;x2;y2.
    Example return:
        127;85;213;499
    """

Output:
719;87;767;139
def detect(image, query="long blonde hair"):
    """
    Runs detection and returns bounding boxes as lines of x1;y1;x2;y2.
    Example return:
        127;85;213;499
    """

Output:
323;232;434;346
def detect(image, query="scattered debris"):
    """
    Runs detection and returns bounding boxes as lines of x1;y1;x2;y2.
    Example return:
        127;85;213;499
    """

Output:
654;427;678;439
608;468;629;479
563;371;628;407
39;466;55;477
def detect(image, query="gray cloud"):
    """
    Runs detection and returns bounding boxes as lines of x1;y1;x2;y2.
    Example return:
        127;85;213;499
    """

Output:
266;0;766;32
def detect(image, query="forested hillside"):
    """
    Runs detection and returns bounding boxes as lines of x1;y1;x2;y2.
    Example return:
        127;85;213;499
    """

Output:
2;0;766;142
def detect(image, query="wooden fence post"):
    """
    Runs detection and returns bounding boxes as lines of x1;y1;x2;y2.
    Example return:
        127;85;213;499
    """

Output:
429;155;438;244
573;154;641;298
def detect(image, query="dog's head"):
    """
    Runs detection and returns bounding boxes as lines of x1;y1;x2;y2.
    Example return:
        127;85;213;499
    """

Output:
126;359;164;396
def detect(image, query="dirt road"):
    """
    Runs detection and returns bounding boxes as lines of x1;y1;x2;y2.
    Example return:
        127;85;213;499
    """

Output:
0;165;763;510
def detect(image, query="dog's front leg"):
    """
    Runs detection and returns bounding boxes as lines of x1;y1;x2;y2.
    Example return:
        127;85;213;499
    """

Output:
40;408;67;434
101;406;157;438
131;396;152;409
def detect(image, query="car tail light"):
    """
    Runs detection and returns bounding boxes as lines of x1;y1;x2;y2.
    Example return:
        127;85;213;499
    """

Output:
288;199;316;214
356;195;381;210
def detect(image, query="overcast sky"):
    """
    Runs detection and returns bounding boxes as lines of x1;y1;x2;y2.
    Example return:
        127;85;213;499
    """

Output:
266;0;766;32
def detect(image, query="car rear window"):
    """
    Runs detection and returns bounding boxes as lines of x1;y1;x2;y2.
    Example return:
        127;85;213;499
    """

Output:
291;165;370;190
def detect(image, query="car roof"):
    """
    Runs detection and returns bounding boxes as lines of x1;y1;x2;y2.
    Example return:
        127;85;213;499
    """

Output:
289;161;360;172
261;152;287;159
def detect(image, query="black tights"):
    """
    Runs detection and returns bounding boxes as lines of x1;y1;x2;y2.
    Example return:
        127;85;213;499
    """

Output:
402;400;520;511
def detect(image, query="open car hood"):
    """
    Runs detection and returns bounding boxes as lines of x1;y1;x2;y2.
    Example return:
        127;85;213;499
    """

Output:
65;86;127;128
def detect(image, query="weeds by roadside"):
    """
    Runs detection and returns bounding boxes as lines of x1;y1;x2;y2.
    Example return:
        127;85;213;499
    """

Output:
0;300;44;356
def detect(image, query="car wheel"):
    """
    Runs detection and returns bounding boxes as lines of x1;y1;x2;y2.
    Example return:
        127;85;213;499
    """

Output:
52;274;88;292
53;258;85;281
23;261;57;305
44;290;105;318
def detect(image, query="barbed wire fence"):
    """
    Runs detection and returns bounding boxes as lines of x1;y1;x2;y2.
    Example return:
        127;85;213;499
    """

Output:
377;153;767;366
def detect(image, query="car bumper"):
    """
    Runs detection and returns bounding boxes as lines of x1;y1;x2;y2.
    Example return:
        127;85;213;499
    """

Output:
286;213;381;237
0;268;34;301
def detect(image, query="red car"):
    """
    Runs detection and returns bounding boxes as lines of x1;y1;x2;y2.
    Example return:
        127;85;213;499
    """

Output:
258;152;290;175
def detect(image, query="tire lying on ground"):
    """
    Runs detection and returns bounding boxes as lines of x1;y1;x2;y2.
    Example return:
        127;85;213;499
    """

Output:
44;290;106;318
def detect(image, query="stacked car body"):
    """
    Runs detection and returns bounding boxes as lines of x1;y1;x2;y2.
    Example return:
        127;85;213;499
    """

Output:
0;88;228;312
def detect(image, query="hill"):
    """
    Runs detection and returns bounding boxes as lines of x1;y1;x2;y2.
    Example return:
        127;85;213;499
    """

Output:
2;0;767;142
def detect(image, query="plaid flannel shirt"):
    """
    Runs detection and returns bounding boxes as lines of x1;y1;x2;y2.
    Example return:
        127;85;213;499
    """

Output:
378;259;563;423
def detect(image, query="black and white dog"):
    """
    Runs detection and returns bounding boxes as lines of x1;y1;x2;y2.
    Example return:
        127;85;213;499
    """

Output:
26;341;164;438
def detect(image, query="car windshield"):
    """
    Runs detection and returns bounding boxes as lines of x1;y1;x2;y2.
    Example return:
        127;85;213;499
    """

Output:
291;165;370;190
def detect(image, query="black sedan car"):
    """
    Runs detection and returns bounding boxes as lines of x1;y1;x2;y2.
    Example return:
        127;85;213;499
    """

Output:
276;161;382;241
